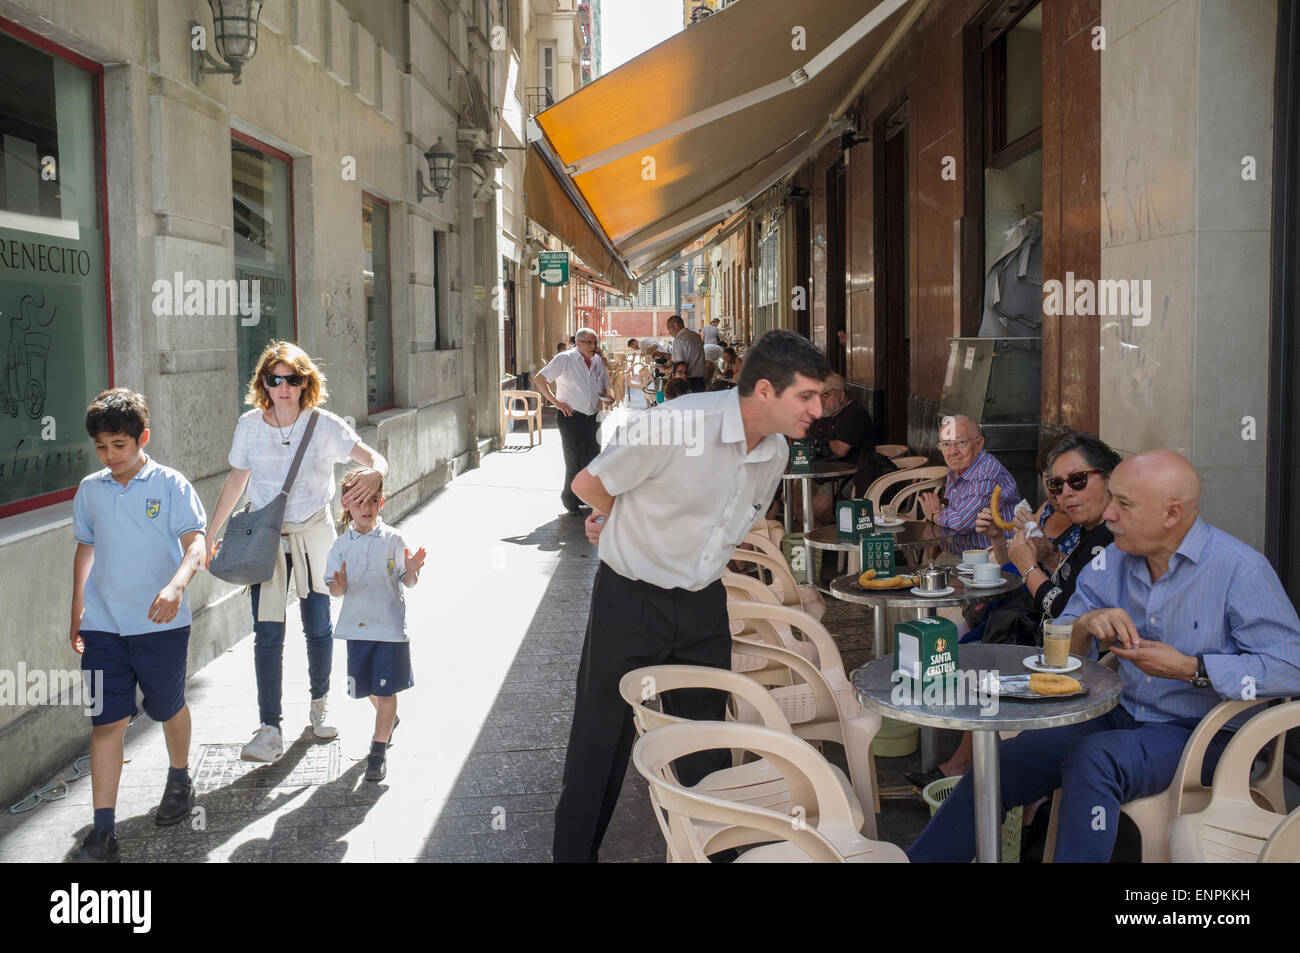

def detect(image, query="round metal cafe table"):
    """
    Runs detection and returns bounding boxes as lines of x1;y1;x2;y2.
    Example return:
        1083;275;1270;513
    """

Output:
830;570;1023;771
852;644;1122;863
781;460;857;535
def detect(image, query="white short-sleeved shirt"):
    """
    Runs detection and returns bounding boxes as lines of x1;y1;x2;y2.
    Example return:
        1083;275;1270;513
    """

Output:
73;458;208;635
702;324;721;347
536;349;609;416
671;328;707;377
229;408;361;524
703;343;724;363
588;388;787;590
326;520;409;642
637;338;664;357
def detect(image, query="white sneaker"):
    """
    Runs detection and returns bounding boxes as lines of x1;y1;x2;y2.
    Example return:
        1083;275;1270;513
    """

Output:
241;724;284;763
309;696;339;739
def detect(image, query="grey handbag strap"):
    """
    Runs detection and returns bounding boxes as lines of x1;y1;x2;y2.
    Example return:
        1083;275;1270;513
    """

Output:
279;409;321;497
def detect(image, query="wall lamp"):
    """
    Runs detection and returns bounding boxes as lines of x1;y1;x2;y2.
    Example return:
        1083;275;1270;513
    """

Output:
191;1;263;86
417;138;457;202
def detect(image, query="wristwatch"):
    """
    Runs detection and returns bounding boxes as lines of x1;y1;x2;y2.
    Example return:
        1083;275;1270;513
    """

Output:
1190;656;1211;689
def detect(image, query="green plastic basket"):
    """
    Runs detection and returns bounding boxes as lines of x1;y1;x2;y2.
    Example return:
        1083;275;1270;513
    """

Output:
870;717;919;757
922;776;1022;863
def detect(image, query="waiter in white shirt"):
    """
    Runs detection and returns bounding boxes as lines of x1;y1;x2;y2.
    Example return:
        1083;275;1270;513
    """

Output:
627;337;668;365
667;314;708;393
701;317;723;347
552;330;830;862
534;328;612;515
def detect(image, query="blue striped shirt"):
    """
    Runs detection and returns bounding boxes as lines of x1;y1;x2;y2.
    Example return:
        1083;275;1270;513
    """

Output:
936;449;1019;551
1058;517;1300;724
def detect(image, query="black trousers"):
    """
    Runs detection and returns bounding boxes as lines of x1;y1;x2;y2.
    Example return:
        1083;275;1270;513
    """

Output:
556;409;601;509
552;563;731;862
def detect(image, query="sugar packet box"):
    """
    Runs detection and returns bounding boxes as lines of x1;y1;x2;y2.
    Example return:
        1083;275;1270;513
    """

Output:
893;616;960;703
789;439;815;473
836;499;874;540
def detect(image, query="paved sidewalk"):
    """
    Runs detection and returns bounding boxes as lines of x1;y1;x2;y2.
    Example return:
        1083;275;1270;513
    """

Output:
0;412;962;863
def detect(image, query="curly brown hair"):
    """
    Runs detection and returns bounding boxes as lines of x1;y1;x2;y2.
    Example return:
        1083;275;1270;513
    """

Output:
244;341;329;410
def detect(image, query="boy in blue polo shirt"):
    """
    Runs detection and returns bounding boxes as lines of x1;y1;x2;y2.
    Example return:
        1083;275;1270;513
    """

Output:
68;389;207;862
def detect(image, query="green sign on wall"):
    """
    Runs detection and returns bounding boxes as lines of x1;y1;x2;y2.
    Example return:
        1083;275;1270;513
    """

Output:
538;251;569;286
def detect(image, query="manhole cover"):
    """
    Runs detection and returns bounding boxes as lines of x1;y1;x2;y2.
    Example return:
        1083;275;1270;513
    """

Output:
192;742;341;793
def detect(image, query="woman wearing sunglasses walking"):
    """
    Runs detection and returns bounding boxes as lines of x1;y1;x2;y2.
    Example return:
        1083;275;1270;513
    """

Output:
205;341;389;763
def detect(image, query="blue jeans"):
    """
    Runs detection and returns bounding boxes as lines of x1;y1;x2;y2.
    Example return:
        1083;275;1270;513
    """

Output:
907;705;1231;862
250;555;334;728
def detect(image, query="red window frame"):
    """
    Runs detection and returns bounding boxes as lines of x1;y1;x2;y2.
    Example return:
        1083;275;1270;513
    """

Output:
231;129;299;341
0;18;111;519
362;190;396;414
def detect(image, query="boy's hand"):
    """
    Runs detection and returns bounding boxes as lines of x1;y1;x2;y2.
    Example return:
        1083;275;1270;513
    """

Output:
149;583;184;625
404;547;427;576
70;628;85;655
331;562;347;592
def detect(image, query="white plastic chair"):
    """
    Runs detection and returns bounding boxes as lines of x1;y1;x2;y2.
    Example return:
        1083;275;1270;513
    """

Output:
618;664;867;859
499;390;542;447
734;532;825;621
889;455;929;471
862;465;950;521
1258;807;1300;863
875;444;910;459
727;601;884;827
1170;700;1300;862
723;572;816;684
632;721;908;863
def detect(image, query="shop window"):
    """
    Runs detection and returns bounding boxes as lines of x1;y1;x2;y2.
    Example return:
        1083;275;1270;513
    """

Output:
981;2;1043;274
434;230;454;348
0;28;109;517
232;134;295;407
362;193;393;411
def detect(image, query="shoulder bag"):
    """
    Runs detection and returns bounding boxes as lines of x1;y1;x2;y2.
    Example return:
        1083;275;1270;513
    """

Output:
209;410;320;585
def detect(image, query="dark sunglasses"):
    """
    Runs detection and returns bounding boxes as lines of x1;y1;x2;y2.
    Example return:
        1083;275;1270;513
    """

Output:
264;372;305;388
1044;468;1101;494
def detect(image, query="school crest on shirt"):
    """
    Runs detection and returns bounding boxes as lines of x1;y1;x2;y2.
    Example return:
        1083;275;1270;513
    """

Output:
145;499;161;519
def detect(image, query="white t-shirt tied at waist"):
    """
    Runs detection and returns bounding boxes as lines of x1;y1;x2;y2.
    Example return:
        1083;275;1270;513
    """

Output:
227;407;362;622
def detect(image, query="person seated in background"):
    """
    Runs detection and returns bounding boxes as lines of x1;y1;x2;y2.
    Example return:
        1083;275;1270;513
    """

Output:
808;373;872;526
663;378;692;401
703;343;724;386
556;341;567;354
918;414;1018;556
669;361;689;383
908;450;1300;863
706;378;736;392
907;432;1121;788
721;346;741;381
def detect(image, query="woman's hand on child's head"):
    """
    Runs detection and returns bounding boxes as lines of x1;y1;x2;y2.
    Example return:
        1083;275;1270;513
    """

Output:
341;469;382;506
404;547;427;575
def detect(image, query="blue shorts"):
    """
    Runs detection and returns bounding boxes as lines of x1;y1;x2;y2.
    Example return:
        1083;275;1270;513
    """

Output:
80;626;190;726
346;641;414;698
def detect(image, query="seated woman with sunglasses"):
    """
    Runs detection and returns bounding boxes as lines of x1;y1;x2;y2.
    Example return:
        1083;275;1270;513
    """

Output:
205;342;389;764
908;432;1119;787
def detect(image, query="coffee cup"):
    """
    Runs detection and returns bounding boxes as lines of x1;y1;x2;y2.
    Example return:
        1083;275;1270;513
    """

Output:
972;563;1001;583
963;549;988;566
880;504;897;521
1041;618;1073;669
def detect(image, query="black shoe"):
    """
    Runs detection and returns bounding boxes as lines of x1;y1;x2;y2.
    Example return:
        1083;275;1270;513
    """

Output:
364;755;387;782
154;777;195;826
904;768;947;790
71;827;120;863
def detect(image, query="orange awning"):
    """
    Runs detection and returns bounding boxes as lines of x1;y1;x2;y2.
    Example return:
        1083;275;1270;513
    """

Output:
527;0;918;282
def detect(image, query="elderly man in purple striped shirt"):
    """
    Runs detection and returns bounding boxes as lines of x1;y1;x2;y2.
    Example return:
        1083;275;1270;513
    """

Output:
918;415;1018;554
909;450;1300;862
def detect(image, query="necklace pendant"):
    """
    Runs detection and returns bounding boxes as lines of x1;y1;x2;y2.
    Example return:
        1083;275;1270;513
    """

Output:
283;439;291;446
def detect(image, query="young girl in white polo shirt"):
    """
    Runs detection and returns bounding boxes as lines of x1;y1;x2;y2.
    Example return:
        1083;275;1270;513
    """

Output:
326;470;426;781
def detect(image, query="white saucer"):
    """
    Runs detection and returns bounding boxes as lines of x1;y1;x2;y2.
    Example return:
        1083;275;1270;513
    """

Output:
873;517;905;528
963;577;1005;589
910;586;955;598
1023;654;1082;674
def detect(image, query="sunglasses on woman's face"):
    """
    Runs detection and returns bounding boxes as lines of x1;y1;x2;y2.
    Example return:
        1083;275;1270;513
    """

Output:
1044;468;1101;494
265;373;305;388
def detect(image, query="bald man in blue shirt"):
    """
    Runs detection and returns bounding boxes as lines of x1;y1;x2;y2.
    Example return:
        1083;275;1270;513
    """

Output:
908;450;1300;862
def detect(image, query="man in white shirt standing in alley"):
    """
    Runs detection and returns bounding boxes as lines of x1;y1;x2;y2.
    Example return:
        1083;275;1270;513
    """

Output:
534;327;612;516
552;329;830;862
667;313;707;392
701;317;723;348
